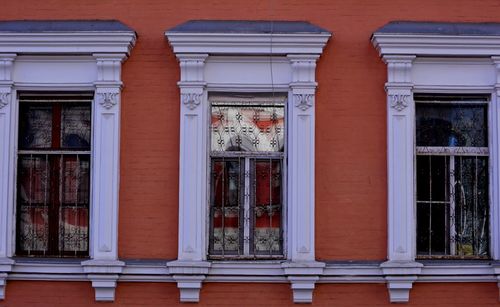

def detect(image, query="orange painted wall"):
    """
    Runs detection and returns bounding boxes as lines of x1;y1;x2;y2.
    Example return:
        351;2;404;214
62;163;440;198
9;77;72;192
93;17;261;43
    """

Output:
2;1;500;304
3;281;499;306
1;0;499;260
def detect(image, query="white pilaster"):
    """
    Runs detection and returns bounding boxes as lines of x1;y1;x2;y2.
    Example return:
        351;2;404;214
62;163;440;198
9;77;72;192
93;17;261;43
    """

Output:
490;57;500;300
168;53;210;303
491;57;500;262
284;55;324;303
0;54;16;300
82;53;127;302
380;55;422;303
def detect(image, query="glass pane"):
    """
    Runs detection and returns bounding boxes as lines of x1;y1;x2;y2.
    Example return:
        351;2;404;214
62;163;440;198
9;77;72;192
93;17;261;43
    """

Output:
417;203;449;255
19;104;53;149
416;103;487;147
211;104;285;152
61;104;91;149
416;156;449;202
17;206;49;253
17;155;50;205
210;160;242;254
454;156;489;257
62;155;90;205
253;160;282;254
59;207;89;253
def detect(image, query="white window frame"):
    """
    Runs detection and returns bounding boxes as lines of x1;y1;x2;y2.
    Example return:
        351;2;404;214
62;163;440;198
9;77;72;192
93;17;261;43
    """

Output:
372;22;500;303
0;22;136;301
165;21;330;303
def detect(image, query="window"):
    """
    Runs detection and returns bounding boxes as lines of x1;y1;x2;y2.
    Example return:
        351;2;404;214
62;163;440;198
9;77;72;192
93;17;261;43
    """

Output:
372;20;500;303
208;95;286;259
16;93;92;257
415;95;489;258
0;20;136;301
166;20;330;303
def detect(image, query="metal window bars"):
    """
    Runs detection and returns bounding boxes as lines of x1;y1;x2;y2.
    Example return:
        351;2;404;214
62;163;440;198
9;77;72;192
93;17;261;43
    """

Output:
209;94;286;259
415;96;490;259
16;94;92;257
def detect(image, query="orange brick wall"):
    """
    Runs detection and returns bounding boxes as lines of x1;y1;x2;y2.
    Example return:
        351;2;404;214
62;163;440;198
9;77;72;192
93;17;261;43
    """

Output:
2;281;499;306
2;0;500;304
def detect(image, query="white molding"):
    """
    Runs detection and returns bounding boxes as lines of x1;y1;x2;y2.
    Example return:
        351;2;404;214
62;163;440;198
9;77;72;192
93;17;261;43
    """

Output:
166;27;329;303
0;30;134;301
166;33;331;55
372;34;500;57
167;260;211;303
383;55;416;263
0;55;15;269
0;54;16;302
373;29;500;303
380;261;422;303
5;259;500;284
0;32;136;54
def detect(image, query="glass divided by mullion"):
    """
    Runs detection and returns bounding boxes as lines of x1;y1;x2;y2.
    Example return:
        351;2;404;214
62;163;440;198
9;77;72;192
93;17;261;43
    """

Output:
19;104;53;149
210;160;243;255
61;104;91;149
416;103;487;147
253;159;283;255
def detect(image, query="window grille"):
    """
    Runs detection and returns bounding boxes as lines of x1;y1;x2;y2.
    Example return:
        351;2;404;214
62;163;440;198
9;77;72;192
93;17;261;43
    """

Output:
209;94;286;259
16;93;92;257
415;95;489;259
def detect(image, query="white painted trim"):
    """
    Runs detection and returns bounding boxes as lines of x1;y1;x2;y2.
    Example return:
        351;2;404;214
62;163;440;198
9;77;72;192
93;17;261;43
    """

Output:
3;259;500;284
166;32;331;55
0;32;136;54
372;34;500;57
373;30;500;303
0;28;135;302
166;27;330;304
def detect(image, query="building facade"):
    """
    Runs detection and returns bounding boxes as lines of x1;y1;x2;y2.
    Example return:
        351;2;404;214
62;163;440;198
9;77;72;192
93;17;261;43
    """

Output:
1;1;500;306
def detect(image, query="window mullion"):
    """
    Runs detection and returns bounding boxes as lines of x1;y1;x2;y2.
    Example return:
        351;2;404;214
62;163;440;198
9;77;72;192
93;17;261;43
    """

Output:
449;155;456;255
243;157;251;256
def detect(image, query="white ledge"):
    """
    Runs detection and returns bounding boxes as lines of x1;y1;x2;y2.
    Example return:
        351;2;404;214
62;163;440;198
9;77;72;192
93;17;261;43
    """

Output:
166;33;331;55
3;259;500;282
372;34;500;57
0;32;136;54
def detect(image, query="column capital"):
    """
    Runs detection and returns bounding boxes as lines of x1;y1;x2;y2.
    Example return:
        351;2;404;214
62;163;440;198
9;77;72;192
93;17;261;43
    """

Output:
177;54;208;83
288;54;319;85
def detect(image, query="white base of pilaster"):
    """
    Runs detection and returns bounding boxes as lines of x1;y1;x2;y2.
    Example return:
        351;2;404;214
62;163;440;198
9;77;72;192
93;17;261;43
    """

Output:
0;258;14;300
282;261;325;304
380;261;422;303
0;273;7;300
491;262;500;301
82;259;124;302
167;260;211;303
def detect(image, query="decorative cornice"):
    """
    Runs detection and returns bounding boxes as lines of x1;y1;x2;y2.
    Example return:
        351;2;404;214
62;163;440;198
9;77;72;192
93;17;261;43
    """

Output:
389;94;410;111
166;33;331;55
372;33;500;57
293;94;313;111
181;93;202;110
97;92;118;109
0;92;10;109
0;32;136;55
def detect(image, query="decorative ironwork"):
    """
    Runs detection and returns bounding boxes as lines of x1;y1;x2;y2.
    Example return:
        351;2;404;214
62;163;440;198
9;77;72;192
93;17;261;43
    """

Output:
211;104;285;152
